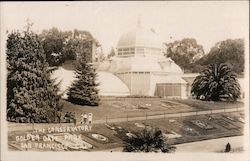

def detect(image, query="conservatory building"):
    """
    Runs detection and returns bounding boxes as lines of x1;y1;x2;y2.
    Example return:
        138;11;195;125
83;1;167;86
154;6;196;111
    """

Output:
98;23;188;98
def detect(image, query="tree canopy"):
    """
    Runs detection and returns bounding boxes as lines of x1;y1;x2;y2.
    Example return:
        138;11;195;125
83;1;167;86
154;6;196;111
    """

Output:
198;39;244;75
40;28;100;66
40;27;72;66
164;38;205;73
7;28;63;123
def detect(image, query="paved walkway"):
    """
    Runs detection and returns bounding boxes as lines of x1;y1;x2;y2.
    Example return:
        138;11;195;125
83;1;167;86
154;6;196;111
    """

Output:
100;136;245;153
8;107;244;132
175;135;244;153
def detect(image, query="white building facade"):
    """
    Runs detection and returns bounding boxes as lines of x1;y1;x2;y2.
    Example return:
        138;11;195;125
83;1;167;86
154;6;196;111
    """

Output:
98;23;188;98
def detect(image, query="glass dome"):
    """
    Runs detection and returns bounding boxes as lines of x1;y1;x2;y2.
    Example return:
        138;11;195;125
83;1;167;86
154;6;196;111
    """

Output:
52;67;130;97
116;25;163;58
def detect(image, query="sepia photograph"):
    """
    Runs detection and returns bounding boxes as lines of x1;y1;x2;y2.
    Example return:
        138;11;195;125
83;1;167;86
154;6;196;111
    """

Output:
0;1;249;161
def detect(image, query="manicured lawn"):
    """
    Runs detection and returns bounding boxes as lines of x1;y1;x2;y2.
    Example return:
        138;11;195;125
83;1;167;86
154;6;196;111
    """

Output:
170;98;244;110
61;98;196;121
62;97;244;122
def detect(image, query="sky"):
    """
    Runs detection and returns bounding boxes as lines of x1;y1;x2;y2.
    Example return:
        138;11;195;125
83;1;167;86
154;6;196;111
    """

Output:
1;1;249;54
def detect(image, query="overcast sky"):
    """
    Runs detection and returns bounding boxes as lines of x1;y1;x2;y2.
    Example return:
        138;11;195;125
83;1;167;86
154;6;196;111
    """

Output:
1;1;249;54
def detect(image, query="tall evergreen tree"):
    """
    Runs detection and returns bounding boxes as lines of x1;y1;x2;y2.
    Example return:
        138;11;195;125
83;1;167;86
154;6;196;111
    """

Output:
7;27;63;123
67;41;100;106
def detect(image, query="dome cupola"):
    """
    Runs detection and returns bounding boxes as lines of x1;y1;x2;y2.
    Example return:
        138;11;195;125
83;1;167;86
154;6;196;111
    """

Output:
116;22;163;58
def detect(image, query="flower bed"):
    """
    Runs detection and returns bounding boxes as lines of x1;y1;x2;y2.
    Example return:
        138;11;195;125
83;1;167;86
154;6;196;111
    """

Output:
90;133;109;143
190;120;214;130
214;119;238;130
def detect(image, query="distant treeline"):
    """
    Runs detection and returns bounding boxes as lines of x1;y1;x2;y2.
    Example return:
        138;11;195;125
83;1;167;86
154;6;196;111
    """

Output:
41;28;244;75
39;28;100;66
164;38;244;75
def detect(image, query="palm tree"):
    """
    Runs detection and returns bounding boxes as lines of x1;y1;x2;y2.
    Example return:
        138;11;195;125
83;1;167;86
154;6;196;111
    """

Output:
191;63;241;101
123;127;176;153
